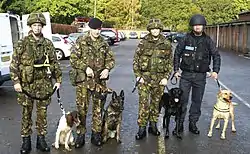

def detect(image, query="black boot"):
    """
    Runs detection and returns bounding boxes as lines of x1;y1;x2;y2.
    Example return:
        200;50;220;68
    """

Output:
20;136;31;154
75;134;85;148
91;132;102;146
148;122;160;136
189;121;200;134
135;126;146;140
36;135;50;152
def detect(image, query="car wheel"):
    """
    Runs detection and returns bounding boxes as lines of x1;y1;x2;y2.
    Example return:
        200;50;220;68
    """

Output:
55;49;65;60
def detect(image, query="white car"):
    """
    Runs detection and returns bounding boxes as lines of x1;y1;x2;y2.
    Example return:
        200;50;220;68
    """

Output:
51;34;72;60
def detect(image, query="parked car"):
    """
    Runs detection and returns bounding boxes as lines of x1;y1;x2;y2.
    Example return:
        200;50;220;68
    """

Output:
66;32;87;44
51;34;72;60
101;30;116;45
101;28;120;43
140;31;149;39
170;32;186;43
118;31;126;41
129;31;138;39
100;34;112;45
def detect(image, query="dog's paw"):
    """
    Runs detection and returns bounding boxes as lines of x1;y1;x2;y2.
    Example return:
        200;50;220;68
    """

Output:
70;141;75;146
207;132;212;137
54;143;60;149
220;135;226;140
172;130;177;135
102;137;107;143
176;134;182;140
65;145;72;151
116;139;122;144
232;128;236;133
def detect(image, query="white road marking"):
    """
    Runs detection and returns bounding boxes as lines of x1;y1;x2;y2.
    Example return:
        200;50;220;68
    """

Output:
217;79;250;109
157;113;165;154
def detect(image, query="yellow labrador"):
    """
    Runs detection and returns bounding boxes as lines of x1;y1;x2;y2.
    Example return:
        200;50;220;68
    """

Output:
207;89;236;140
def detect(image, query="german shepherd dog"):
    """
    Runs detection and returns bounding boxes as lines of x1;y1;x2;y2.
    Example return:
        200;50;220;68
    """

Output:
102;90;125;143
159;87;183;139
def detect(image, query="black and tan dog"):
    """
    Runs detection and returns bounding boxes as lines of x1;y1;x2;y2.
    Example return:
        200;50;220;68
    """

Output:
102;90;125;143
159;87;183;139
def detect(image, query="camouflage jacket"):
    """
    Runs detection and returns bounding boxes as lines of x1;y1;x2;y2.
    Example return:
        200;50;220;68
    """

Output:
10;34;62;85
133;33;173;81
70;32;115;82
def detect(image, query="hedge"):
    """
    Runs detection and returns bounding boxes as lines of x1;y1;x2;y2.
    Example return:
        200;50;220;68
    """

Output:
51;23;77;35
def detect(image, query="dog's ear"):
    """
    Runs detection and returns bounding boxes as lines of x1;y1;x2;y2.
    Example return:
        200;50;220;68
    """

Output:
120;90;124;100
179;89;183;95
66;114;74;127
112;91;117;100
217;90;222;97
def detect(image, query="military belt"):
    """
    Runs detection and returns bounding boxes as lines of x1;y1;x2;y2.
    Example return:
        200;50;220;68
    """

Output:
21;87;57;100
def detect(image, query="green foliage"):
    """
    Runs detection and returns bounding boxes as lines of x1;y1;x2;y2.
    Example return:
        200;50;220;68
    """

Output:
1;0;249;31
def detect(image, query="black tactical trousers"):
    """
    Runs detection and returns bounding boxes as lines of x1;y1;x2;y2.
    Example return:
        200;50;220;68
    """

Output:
179;71;206;123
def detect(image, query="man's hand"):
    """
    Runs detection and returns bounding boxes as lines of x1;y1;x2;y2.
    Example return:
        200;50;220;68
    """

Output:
136;77;144;83
159;78;168;86
14;83;22;92
100;69;109;79
86;67;94;77
174;71;181;78
210;72;218;79
53;83;61;90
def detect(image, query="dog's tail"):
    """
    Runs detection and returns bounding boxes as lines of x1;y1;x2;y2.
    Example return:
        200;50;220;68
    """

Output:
232;102;239;106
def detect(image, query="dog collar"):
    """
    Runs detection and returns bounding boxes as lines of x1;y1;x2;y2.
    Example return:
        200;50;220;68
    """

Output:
213;105;230;112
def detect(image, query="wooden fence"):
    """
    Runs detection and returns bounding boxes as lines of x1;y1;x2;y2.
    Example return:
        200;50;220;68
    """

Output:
205;21;250;55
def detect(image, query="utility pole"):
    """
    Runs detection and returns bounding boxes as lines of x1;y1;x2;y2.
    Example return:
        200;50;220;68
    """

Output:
131;0;134;29
94;0;97;17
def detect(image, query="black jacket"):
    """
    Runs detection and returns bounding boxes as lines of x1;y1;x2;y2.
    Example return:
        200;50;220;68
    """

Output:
174;32;221;73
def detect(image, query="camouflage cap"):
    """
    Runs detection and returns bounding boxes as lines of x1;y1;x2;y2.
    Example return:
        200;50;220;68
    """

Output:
27;13;46;26
147;19;163;31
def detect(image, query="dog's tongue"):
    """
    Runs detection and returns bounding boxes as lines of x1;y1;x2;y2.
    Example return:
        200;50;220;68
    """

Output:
174;98;179;102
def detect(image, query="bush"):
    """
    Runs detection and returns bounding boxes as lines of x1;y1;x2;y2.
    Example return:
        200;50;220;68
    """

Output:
51;23;77;35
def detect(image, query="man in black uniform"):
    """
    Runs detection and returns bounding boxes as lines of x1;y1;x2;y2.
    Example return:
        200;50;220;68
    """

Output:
173;14;221;134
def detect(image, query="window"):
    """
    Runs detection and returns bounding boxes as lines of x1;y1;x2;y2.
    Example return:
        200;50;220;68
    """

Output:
52;36;61;42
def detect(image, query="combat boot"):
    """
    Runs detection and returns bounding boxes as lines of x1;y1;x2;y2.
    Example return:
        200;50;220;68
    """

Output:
189;121;200;134
91;132;102;146
148;121;160;136
75;134;85;148
20;136;31;154
135;126;146;140
36;135;50;152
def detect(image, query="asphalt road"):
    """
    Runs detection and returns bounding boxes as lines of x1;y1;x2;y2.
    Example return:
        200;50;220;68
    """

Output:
0;39;250;154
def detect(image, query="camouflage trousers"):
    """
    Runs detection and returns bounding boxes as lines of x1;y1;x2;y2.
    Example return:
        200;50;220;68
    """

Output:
137;83;164;126
18;93;49;137
75;84;105;134
18;79;53;137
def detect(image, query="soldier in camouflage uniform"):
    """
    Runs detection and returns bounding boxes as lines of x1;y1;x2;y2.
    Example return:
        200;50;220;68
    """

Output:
70;18;115;147
10;13;62;154
133;19;173;140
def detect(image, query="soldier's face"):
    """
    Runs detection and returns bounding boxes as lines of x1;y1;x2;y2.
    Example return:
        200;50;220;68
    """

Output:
150;29;160;37
31;23;43;35
90;29;101;38
193;25;203;33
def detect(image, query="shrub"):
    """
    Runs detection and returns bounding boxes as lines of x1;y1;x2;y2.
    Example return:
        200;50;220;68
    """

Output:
51;23;77;34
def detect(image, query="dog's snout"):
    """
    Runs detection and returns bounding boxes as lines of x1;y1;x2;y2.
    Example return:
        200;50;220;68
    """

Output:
229;96;233;100
174;98;179;103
